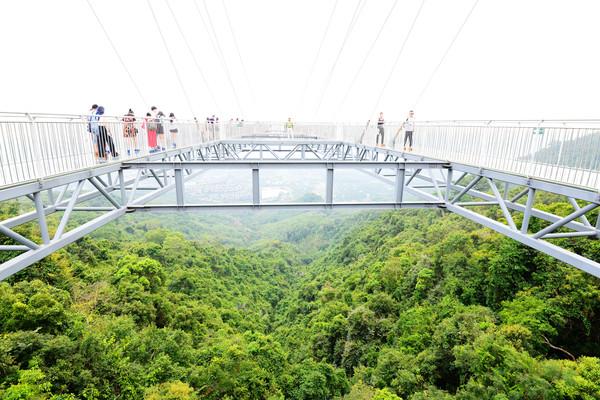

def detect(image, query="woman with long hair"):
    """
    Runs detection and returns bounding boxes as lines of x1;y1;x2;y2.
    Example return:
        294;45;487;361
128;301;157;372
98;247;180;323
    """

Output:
145;112;158;153
122;108;139;157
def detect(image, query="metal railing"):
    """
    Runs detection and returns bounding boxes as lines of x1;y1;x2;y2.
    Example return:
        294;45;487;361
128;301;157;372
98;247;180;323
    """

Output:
1;113;599;190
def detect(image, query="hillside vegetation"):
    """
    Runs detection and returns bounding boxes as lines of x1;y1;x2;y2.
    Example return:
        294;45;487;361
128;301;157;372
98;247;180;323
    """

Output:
0;201;599;399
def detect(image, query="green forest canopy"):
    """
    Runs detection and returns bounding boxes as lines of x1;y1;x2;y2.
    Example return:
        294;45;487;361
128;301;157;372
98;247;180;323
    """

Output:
0;198;599;399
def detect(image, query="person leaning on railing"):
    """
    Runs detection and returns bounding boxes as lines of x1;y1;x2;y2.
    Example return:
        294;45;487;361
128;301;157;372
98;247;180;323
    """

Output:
96;106;119;162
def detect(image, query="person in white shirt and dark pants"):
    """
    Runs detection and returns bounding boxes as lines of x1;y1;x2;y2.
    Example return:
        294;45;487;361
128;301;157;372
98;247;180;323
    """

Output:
402;110;415;151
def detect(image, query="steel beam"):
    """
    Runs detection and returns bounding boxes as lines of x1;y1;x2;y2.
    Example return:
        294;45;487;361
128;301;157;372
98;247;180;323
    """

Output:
0;225;39;250
326;165;334;205
128;201;444;212
405;184;600;278
445;168;453;202
33;192;50;244
395;167;405;204
252;168;260;205
54;179;85;240
0;175;140;229
0;208;126;281
449;200;600;278
0;245;30;251
521;188;536;233
1;139;600;281
417;173;599;235
568;197;593;227
175;169;184;207
88;177;121;209
533;203;599;239
487;178;517;230
451;176;482;204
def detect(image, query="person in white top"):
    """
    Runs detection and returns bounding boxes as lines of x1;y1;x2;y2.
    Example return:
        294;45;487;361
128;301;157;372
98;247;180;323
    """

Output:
402;110;415;151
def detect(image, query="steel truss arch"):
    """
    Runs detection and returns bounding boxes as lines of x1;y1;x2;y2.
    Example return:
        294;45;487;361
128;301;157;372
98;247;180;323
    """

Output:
0;139;599;281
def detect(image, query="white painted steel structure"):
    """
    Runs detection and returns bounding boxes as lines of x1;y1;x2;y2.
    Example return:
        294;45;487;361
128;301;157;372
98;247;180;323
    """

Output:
1;113;599;190
0;113;599;280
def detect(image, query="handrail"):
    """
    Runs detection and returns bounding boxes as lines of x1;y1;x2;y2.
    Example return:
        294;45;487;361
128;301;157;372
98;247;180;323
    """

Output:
0;112;599;190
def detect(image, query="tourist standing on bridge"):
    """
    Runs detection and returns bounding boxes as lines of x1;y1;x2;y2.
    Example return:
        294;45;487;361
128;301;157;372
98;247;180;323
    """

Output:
96;106;118;162
156;111;166;151
145;112;158;153
285;117;294;138
376;112;385;147
122;109;139;157
88;104;100;160
402;110;415;152
208;115;216;140
168;112;178;148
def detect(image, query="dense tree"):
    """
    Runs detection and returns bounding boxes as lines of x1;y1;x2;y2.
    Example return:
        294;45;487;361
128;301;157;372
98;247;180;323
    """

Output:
0;203;599;399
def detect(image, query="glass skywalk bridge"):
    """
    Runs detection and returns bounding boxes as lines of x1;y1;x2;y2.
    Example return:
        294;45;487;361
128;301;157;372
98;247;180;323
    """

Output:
0;113;599;280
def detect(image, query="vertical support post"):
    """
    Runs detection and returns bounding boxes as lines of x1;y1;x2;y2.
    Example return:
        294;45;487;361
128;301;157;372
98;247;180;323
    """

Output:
175;168;184;207
596;212;600;239
326;164;334;206
445;167;453;202
47;189;55;206
521;188;536;233
503;182;510;199
252;167;260;206
118;169;127;205
33;191;50;244
301;144;305;160
395;165;405;205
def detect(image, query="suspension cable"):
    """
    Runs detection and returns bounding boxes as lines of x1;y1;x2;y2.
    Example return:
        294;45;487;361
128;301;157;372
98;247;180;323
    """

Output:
85;0;148;106
297;0;339;112
146;0;196;117
221;0;255;104
336;0;399;116
314;0;366;118
367;0;426;120
413;0;480;108
193;0;244;116
164;0;221;114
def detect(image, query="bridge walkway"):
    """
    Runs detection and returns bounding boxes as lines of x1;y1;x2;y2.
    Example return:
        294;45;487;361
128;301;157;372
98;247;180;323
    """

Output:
0;114;599;280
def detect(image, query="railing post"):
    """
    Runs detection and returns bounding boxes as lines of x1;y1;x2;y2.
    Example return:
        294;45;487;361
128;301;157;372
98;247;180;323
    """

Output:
26;113;41;180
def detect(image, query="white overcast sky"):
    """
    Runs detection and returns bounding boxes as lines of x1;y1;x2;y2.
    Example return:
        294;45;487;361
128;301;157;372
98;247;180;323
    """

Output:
0;0;599;122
